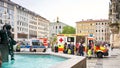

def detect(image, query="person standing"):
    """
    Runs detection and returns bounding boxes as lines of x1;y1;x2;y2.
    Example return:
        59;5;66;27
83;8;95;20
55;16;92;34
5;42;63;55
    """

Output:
16;42;21;52
67;42;72;54
71;43;74;55
63;42;67;54
79;43;84;56
54;42;58;52
87;46;92;59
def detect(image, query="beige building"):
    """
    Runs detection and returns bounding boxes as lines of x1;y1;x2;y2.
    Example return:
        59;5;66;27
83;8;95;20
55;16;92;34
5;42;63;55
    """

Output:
109;0;120;47
76;19;110;42
0;0;50;41
76;19;95;36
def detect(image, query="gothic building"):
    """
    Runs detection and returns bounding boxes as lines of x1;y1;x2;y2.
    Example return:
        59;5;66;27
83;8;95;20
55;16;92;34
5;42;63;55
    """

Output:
109;0;120;47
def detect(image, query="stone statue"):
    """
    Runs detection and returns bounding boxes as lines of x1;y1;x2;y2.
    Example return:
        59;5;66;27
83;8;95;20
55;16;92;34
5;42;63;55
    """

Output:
0;24;16;62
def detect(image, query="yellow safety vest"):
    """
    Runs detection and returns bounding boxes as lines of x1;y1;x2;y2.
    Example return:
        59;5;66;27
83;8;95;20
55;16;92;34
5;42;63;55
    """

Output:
68;49;71;54
87;49;92;56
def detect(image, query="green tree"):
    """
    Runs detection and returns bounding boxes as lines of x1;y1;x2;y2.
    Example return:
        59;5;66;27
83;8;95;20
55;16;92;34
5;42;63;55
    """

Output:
61;26;76;34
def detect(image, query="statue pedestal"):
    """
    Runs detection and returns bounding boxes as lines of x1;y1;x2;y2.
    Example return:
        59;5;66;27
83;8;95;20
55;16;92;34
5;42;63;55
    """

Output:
0;44;9;62
0;55;2;68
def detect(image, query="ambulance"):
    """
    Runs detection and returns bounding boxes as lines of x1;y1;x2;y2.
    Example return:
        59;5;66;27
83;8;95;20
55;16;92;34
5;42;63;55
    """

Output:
39;38;48;48
57;34;86;53
20;38;46;52
56;34;109;58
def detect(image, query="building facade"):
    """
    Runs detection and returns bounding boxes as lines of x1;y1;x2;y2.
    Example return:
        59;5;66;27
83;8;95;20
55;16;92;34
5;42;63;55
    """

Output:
76;19;95;36
49;18;68;37
0;0;15;32
109;0;120;47
76;19;110;42
0;0;50;41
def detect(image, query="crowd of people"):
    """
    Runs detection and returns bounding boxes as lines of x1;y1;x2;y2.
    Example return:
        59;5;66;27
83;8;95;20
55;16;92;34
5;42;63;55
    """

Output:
53;41;110;58
54;42;85;56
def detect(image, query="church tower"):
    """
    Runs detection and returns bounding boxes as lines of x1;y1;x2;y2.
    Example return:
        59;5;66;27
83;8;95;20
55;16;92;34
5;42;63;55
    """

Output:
109;0;120;48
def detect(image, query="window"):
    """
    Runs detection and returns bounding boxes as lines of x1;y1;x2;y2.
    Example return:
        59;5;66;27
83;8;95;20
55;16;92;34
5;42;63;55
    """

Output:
90;24;92;26
102;30;103;32
0;1;4;6
102;37;103;40
105;23;106;25
80;31;81;33
56;26;57;29
59;26;61;29
53;26;54;29
12;28;14;32
67;37;74;42
102;23;103;25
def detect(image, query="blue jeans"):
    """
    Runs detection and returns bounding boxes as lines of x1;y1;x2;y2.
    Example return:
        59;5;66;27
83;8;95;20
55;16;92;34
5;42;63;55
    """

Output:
79;52;84;56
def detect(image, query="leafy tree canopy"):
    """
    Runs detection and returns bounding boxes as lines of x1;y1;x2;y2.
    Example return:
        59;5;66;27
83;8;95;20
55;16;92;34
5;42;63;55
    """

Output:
61;26;76;34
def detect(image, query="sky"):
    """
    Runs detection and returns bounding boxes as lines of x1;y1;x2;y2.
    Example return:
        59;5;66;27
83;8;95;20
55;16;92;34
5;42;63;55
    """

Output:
11;0;110;27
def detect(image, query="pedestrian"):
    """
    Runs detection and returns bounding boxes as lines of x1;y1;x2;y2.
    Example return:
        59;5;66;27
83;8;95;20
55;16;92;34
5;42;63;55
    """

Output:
70;42;74;55
63;42;67;54
67;46;71;54
48;43;50;48
16;42;21;52
79;43;84;56
87;46;92;59
54;42;58;52
76;43;79;55
111;44;114;51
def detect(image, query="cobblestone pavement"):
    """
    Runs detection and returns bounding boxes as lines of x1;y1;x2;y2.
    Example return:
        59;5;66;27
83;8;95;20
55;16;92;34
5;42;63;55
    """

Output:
87;49;120;68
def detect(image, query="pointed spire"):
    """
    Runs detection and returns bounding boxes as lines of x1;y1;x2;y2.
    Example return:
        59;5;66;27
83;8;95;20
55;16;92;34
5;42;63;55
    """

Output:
56;17;59;23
